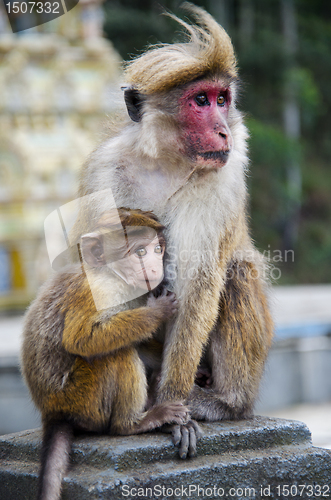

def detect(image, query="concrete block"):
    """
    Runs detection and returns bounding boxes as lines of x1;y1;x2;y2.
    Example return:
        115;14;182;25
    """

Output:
0;417;330;499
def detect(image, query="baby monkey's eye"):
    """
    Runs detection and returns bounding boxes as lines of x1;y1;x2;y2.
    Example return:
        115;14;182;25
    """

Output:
217;94;226;106
154;244;163;254
195;93;209;106
135;247;147;257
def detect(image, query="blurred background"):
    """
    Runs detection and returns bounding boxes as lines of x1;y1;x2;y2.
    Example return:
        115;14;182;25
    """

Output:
0;0;330;449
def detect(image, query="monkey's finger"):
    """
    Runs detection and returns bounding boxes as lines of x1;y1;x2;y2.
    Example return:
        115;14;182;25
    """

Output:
171;424;182;446
167;407;188;422
174;408;190;418
191;419;203;438
177;412;190;424
171;298;179;311
188;424;197;458
205;377;212;387
178;426;189;459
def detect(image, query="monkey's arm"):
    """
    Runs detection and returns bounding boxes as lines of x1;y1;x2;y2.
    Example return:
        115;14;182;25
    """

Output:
62;306;168;358
157;265;223;403
62;291;177;358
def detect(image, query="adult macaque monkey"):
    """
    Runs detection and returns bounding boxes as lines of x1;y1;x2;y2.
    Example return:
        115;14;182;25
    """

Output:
22;209;189;500
78;3;274;455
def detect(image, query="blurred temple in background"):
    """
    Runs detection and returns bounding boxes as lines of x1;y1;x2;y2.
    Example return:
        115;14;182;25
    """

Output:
0;0;122;310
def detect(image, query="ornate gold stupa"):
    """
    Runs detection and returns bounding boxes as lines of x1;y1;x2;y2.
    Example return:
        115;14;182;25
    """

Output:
0;1;122;308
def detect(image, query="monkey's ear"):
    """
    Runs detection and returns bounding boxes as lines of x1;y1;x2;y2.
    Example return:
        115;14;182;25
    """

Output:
122;87;145;122
81;233;106;267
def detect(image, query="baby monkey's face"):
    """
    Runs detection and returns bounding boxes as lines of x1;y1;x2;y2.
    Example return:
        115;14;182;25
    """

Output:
81;223;165;293
131;236;165;288
111;236;165;291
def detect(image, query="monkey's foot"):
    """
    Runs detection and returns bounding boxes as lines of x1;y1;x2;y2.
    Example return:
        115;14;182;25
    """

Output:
166;419;202;459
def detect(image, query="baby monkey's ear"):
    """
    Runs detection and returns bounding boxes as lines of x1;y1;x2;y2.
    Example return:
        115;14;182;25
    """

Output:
81;233;106;267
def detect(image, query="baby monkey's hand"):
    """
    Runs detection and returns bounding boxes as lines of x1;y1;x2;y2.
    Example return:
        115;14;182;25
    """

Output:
147;288;178;318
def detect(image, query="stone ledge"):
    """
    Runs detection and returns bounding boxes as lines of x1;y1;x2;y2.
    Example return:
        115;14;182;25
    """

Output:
0;416;311;469
0;417;330;500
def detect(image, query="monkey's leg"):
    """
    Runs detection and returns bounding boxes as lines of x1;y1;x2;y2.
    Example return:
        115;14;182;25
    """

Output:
44;356;117;433
187;260;274;421
110;348;189;436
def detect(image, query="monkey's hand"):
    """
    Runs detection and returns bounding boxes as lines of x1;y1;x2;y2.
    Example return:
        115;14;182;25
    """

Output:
147;401;190;428
163;420;202;459
147;289;178;318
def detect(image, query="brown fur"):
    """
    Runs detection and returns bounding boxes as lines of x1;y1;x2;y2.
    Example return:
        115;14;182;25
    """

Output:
21;210;188;500
76;3;273;455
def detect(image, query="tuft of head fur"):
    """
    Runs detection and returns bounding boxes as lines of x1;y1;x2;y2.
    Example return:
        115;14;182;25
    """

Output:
95;208;165;233
124;3;237;95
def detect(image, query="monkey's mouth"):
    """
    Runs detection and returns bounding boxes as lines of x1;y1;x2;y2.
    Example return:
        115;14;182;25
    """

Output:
198;150;230;165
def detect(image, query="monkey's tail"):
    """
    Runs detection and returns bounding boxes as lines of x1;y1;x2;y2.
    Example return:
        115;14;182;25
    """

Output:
38;419;73;500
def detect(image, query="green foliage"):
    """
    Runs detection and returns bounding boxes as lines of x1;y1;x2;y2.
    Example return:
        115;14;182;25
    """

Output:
103;0;212;60
236;1;331;284
248;118;298;238
103;5;175;59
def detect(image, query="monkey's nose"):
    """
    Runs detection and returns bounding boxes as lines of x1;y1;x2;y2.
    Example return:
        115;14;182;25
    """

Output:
217;127;232;150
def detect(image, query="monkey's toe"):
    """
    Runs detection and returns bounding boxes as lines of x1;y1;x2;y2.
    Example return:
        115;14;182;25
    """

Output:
171;419;202;459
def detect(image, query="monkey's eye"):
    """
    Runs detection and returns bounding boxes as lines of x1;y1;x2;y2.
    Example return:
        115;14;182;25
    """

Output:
135;247;147;257
195;93;209;106
154;244;163;254
217;94;226;106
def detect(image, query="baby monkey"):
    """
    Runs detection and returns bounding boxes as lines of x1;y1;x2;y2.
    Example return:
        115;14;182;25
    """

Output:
21;208;188;500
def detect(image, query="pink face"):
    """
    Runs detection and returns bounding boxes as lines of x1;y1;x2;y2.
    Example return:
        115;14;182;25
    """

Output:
178;80;233;169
